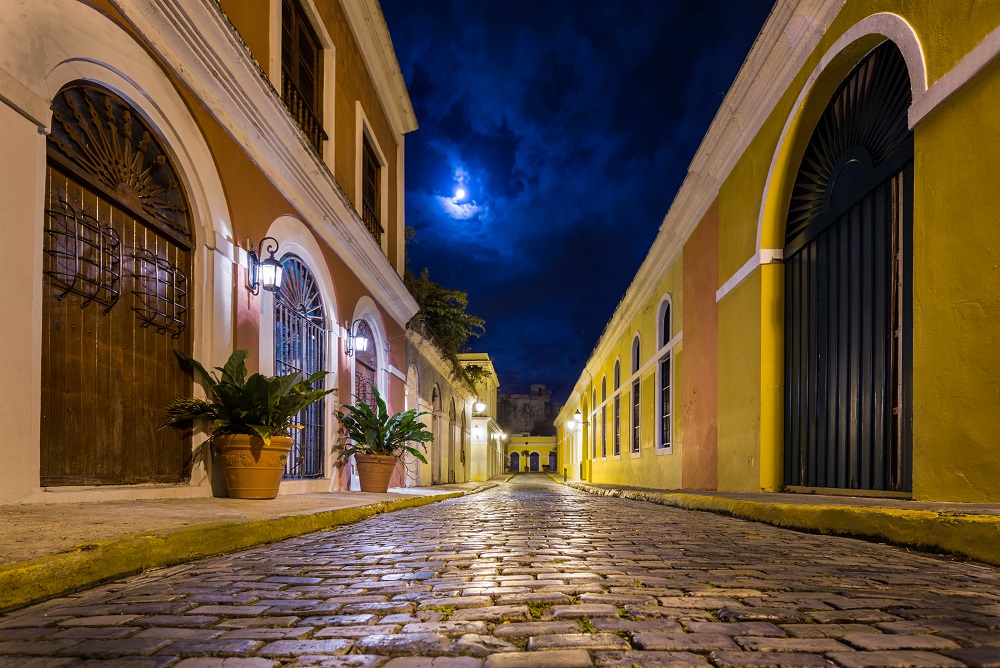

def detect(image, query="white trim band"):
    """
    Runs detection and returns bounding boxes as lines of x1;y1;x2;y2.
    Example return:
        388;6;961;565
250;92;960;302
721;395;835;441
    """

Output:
716;249;783;303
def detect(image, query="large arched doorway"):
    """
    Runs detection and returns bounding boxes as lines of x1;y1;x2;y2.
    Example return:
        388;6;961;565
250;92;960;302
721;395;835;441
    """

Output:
274;254;327;479
353;320;378;406
431;386;443;484
447;399;457;483
509;452;520;473
41;82;194;485
528;452;539;472
783;42;913;492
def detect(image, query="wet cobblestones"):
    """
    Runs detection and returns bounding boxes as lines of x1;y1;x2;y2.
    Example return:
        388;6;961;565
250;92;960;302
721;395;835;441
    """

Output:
2;475;1000;667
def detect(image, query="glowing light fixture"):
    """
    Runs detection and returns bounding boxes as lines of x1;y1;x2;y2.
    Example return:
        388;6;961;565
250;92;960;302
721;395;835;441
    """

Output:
474;399;487;413
345;319;370;357
246;237;283;294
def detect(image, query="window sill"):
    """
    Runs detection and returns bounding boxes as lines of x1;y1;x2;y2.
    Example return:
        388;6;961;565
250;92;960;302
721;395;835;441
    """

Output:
630;451;641;459
655;447;672;456
613;454;621;461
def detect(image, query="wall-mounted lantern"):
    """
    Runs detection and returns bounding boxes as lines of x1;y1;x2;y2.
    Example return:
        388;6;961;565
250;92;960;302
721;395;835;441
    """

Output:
344;319;370;357
474;399;487;413
246;237;283;295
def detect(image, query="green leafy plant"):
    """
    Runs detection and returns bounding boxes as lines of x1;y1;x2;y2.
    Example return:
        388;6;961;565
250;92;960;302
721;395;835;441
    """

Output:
161;349;333;444
333;386;433;463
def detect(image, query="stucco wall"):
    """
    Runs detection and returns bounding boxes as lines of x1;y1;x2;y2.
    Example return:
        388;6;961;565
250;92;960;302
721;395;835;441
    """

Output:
681;201;719;490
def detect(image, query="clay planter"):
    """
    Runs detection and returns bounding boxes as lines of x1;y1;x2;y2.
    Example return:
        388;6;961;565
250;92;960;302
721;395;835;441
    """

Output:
213;434;293;499
355;453;397;493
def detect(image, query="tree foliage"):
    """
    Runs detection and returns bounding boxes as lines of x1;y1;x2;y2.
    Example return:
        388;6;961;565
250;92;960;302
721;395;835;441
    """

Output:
405;267;486;389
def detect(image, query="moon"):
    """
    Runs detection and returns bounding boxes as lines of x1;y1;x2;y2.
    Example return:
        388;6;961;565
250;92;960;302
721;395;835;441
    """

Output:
455;188;466;199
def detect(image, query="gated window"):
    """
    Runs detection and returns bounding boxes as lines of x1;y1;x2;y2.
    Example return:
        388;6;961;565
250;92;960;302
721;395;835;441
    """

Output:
658;300;672;450
281;0;327;152
631;336;641;454
613;360;621;456
601;376;607;458
362;137;383;245
41;82;193;486
354;320;378;407
783;41;913;492
274;254;327;479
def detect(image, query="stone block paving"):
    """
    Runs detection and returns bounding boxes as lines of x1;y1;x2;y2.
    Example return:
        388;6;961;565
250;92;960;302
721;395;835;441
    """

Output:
3;475;1000;667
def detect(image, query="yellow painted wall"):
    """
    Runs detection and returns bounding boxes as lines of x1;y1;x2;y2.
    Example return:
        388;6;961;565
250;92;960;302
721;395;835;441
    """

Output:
717;271;762;492
909;58;1000;502
586;258;684;490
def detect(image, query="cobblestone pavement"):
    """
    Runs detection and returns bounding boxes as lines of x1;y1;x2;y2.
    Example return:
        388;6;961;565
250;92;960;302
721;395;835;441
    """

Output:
3;475;1000;668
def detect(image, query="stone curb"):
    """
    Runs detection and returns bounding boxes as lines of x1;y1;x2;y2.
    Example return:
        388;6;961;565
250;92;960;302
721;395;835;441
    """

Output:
564;481;1000;567
0;488;480;613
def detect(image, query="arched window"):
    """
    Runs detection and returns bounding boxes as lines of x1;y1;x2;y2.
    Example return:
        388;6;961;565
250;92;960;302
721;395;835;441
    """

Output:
613;360;621;457
601;376;607;459
784;41;912;492
591;387;597;460
41;82;194;486
658;299;672;451
354;320;378;407
274;254;327;479
631;336;641;454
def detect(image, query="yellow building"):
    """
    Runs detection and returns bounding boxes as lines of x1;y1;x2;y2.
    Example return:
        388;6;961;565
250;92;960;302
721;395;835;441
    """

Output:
507;436;558;475
557;1;1000;503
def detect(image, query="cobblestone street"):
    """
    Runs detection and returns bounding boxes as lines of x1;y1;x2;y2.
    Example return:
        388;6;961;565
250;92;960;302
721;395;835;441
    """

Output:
2;475;1000;668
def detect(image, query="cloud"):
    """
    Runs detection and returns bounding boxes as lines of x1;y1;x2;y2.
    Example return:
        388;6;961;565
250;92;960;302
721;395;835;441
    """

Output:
382;0;776;403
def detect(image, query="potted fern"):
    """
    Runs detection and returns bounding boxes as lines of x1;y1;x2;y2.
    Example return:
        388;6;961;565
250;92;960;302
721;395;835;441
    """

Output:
334;387;433;492
161;349;333;499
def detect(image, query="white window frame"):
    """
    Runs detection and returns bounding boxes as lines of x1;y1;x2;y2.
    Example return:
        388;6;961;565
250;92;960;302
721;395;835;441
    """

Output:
613;358;621;460
355;102;389;255
268;0;336;166
655;295;675;454
630;334;641;457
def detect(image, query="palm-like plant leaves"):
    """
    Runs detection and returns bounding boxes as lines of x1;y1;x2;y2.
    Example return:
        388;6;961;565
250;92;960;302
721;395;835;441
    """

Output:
161;349;333;444
334;386;433;463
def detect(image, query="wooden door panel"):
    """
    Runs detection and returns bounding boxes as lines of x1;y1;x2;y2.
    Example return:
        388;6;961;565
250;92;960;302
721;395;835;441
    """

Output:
41;166;191;486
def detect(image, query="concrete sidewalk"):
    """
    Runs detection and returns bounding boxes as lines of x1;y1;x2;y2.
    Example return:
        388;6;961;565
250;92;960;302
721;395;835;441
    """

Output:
0;480;502;612
563;478;1000;568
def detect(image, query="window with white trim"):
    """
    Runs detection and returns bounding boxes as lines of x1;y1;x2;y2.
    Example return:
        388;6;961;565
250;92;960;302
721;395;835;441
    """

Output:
591;387;597;460
631;336;640;453
613;360;621;456
601;376;607;458
658;299;672;450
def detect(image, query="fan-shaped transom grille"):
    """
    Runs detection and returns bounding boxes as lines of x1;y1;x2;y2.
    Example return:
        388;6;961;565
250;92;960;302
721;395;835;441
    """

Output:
785;42;911;248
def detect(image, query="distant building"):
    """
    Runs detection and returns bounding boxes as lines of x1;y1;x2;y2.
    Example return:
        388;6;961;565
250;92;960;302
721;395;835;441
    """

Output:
498;385;558;436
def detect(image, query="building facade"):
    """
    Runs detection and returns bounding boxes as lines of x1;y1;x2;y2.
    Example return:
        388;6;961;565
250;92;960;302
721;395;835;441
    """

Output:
458;353;506;482
0;0;419;503
557;1;1000;503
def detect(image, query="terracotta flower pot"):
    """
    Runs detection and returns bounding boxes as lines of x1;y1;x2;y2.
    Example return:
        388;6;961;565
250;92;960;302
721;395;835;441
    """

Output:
355;453;398;493
213;434;293;499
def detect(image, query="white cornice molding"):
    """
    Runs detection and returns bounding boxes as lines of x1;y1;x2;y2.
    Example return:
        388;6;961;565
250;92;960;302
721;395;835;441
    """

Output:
572;0;845;399
341;0;418;136
109;0;418;327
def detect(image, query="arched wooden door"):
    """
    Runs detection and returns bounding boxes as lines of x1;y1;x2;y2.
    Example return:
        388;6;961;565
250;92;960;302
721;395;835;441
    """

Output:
548;450;557;472
529;452;539;472
274;254;326;479
784;42;913;492
41;82;194;485
509;452;520;473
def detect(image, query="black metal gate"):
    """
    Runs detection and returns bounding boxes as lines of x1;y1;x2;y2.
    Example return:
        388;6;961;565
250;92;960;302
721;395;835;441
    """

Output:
783;42;913;492
274;254;327;479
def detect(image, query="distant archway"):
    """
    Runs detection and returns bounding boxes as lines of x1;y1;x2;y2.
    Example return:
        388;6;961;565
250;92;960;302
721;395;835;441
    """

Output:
509;452;520;473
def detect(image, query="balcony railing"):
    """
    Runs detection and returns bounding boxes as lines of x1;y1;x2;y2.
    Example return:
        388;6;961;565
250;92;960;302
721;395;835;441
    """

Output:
282;76;327;154
362;200;383;246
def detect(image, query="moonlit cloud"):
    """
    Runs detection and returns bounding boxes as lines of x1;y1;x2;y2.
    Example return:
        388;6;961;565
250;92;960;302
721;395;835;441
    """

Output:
438;196;482;220
382;0;776;401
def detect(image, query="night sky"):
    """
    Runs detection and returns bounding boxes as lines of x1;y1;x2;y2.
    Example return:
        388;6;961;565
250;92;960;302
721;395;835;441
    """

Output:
381;0;776;403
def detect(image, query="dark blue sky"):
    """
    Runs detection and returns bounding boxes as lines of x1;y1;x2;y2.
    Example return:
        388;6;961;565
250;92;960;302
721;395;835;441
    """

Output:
381;0;775;403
